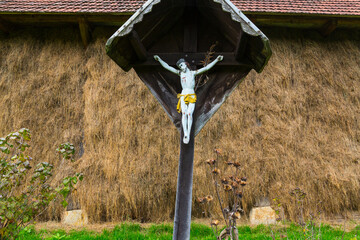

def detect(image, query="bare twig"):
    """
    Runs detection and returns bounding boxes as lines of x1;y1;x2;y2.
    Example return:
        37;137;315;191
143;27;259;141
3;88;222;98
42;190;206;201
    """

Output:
233;226;239;240
195;42;218;90
209;153;229;226
219;227;230;240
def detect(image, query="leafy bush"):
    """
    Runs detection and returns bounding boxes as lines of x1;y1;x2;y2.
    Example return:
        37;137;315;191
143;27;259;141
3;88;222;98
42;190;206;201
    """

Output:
0;128;83;240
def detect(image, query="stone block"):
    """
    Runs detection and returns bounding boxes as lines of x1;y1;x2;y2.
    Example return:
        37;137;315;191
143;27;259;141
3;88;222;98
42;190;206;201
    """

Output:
249;206;276;225
62;209;88;226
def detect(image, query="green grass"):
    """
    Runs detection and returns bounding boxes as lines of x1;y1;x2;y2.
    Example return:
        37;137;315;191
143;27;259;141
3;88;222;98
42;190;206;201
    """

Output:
16;223;360;240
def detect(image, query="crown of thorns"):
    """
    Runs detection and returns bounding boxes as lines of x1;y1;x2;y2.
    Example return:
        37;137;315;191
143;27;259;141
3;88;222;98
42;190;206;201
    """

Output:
176;58;186;68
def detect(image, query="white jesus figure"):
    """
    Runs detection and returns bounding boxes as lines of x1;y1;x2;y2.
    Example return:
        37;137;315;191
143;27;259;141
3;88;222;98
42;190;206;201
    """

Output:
154;55;223;144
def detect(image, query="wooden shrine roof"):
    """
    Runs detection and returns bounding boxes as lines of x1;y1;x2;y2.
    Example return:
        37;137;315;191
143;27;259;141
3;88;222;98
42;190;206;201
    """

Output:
106;0;271;73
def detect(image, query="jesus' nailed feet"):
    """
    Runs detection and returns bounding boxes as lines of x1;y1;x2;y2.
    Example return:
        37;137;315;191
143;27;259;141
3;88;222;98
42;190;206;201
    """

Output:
183;135;189;144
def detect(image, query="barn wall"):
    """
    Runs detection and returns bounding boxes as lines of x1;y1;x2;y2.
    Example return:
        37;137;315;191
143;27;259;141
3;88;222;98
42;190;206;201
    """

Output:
0;26;359;222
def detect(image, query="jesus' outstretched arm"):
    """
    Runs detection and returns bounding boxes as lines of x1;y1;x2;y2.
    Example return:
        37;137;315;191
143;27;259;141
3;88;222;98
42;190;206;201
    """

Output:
195;55;223;75
154;55;180;75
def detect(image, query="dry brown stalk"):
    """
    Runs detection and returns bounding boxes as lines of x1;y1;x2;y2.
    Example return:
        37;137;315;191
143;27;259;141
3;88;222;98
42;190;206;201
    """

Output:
202;148;245;239
195;41;218;90
0;27;359;222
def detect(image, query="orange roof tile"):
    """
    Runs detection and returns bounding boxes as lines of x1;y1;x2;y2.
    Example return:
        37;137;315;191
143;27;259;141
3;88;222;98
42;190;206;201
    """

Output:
0;0;359;16
0;0;143;13
233;0;360;16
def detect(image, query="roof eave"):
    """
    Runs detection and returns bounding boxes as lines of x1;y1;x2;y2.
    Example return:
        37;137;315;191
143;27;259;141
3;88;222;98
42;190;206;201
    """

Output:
243;11;360;18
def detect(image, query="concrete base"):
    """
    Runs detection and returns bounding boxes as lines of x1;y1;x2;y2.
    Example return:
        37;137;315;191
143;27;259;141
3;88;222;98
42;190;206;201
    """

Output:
62;209;88;226
249;206;276;225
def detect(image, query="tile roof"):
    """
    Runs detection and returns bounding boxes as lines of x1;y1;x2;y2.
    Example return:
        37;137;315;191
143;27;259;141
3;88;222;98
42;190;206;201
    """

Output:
0;0;144;13
0;0;359;16
233;0;360;16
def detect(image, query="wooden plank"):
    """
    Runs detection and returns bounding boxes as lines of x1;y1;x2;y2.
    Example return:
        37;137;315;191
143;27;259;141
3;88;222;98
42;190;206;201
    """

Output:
129;31;147;61
319;19;338;37
194;71;249;136
134;52;253;67
183;1;197;53
135;71;180;126
234;30;247;61
78;17;91;47
183;16;197;52
140;14;168;43
139;9;183;49
197;0;239;45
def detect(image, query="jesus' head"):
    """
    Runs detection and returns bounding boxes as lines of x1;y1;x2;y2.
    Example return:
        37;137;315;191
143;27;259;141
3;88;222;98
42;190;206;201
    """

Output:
176;58;190;72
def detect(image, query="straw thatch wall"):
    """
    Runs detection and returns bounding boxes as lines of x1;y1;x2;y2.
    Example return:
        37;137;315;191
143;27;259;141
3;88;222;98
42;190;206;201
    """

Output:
0;26;359;222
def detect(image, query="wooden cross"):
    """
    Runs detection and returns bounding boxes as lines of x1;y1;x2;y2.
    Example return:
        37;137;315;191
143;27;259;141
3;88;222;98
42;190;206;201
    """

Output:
106;0;271;239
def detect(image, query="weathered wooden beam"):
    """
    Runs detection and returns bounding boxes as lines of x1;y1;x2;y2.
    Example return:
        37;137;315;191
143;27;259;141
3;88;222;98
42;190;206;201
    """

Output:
183;2;197;53
0;17;10;34
129;31;147;61
140;9;183;49
234;30;247;61
319;19;338;37
173;128;195;240
135;52;253;67
78;17;91;47
197;0;242;45
173;3;197;238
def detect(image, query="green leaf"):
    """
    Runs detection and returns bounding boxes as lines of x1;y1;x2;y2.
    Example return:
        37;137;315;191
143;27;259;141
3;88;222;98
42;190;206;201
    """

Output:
0;146;9;154
41;162;49;167
12;132;20;137
49;193;56;201
19;128;26;134
60;186;70;198
5;211;14;219
72;178;77;184
63;178;70;185
23;161;31;169
61;199;68;208
23;215;30;223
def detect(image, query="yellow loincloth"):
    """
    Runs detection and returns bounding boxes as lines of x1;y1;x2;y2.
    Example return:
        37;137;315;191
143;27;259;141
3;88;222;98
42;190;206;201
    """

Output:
177;94;197;113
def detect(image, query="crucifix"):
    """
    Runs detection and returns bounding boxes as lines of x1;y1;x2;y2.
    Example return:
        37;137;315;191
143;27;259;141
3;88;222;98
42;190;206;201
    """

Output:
154;55;223;144
105;0;271;239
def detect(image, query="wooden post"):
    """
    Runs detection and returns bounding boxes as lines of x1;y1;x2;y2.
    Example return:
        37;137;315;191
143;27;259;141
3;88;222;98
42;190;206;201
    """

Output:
234;30;247;61
173;2;197;238
319;19;338;37
173;126;195;240
79;17;91;47
129;31;147;61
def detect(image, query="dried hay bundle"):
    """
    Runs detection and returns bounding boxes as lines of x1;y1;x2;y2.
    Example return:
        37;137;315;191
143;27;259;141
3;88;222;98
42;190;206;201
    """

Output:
0;27;359;222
